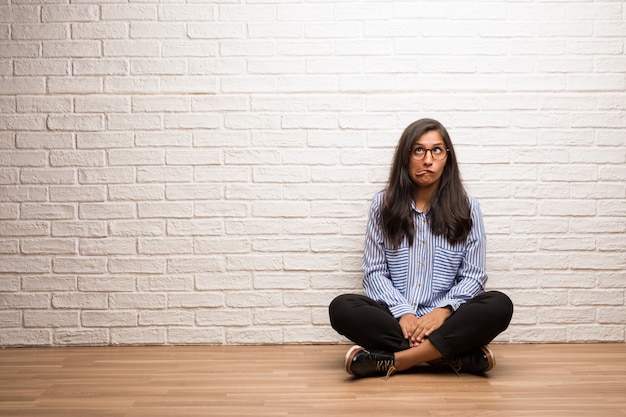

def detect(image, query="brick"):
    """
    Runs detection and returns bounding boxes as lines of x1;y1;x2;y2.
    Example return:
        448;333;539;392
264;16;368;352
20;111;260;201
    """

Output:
0;6;39;23
22;275;76;292
50;185;106;202
161;41;217;58
167;328;224;345
104;77;159;94
195;309;251;326
195;273;251;291
0;77;45;94
51;221;106;238
24;311;79;328
138;238;193;255
165;184;221;200
136;276;193;292
109;185;164;201
79;202;134;220
78;167;135;184
254;308;310;325
0;239;18;255
166;149;221;166
21;203;75;220
108;114;162;131
73;59;129;75
187;23;244;39
168;293;223;308
72;22;128;39
0;42;40;58
108;220;165;237
0;274;20;291
167;257;224;274
188;58;245;75
101;5;157;21
137;202;193;218
81;311;137;327
110;293;167;310
130;22;184;39
227;327;283;344
0;311;21;328
79;276;136;292
166;219;223;237
109;258;166;274
53;257;107;274
50;150;104;167
74;96;130;113
77;132;133;149
225;184;281;200
43;41;100;58
0;221;50;237
139;310;193;326
111;328;165;345
253;272;309;289
79;238;136;256
567;325;624;342
42;5;99;22
136;132;192;147
47;115;105;132
54;329;109;346
14;59;69;76
21;238;76;254
133;95;188;111
0;330;51;346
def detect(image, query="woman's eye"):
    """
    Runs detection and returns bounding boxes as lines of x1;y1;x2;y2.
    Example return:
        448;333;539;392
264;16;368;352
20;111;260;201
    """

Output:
432;147;443;154
414;147;424;153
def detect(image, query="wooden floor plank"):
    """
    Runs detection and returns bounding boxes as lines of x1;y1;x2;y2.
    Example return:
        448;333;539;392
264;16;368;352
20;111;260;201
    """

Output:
1;344;625;417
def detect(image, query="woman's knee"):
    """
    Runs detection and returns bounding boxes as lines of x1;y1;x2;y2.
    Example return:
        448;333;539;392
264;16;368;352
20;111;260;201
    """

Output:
328;293;357;330
487;290;514;328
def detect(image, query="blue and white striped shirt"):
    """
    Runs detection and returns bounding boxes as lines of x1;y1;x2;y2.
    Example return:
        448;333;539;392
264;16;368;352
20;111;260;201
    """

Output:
362;191;488;318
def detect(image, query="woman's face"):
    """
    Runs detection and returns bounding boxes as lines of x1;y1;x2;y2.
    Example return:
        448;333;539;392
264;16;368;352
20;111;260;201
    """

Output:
408;130;448;190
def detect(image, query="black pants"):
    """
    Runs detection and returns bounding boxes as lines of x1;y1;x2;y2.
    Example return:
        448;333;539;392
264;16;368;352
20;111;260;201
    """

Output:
329;291;513;360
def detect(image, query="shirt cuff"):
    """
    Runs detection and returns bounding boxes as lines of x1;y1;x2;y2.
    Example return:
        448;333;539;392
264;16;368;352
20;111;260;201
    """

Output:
437;299;462;312
388;304;415;319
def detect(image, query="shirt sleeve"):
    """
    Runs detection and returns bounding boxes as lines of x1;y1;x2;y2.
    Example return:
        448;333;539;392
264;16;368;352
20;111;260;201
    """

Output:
361;193;415;318
435;197;488;311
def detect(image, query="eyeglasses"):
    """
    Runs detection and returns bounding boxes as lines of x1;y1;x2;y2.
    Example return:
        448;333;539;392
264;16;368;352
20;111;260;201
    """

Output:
410;146;449;161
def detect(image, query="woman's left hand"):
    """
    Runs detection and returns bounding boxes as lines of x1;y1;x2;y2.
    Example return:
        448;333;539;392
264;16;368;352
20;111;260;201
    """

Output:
409;307;452;346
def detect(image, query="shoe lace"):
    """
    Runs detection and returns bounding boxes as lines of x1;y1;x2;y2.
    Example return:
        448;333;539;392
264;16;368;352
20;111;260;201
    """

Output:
446;358;462;376
384;366;396;380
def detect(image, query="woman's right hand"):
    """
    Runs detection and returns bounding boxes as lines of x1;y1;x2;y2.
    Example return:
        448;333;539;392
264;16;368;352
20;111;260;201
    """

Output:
398;313;420;346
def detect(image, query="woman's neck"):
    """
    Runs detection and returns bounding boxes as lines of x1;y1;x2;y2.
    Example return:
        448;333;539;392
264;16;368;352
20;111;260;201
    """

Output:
414;186;437;212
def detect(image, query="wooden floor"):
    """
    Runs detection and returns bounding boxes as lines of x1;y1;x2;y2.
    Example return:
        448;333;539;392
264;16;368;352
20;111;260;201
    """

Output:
1;343;625;417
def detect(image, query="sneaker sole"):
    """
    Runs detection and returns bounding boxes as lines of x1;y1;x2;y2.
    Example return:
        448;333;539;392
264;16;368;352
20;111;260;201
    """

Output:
344;345;363;375
482;345;495;372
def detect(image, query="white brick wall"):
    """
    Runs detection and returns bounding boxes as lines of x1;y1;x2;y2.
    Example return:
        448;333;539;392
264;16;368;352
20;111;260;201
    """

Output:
0;1;624;346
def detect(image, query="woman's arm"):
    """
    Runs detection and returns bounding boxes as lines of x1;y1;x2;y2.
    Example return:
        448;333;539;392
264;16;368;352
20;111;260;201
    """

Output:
436;197;488;311
361;193;414;318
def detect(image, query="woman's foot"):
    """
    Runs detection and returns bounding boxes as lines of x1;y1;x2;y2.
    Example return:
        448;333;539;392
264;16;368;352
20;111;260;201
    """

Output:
435;345;495;374
344;345;396;378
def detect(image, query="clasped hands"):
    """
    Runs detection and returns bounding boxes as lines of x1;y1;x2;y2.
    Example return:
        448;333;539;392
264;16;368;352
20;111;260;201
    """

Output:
399;307;452;347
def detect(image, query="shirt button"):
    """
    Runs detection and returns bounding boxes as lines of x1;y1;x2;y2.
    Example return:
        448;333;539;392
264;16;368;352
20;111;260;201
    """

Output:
418;283;421;287
413;302;417;307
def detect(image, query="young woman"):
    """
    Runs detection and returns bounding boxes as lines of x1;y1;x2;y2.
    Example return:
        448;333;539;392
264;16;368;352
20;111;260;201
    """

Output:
329;118;514;378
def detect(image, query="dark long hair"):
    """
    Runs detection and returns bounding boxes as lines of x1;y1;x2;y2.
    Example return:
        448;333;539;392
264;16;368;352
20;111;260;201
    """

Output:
382;118;471;248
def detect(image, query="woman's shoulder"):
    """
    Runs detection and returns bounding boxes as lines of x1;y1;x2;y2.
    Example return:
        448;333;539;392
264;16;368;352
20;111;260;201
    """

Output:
465;193;483;217
367;190;386;217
